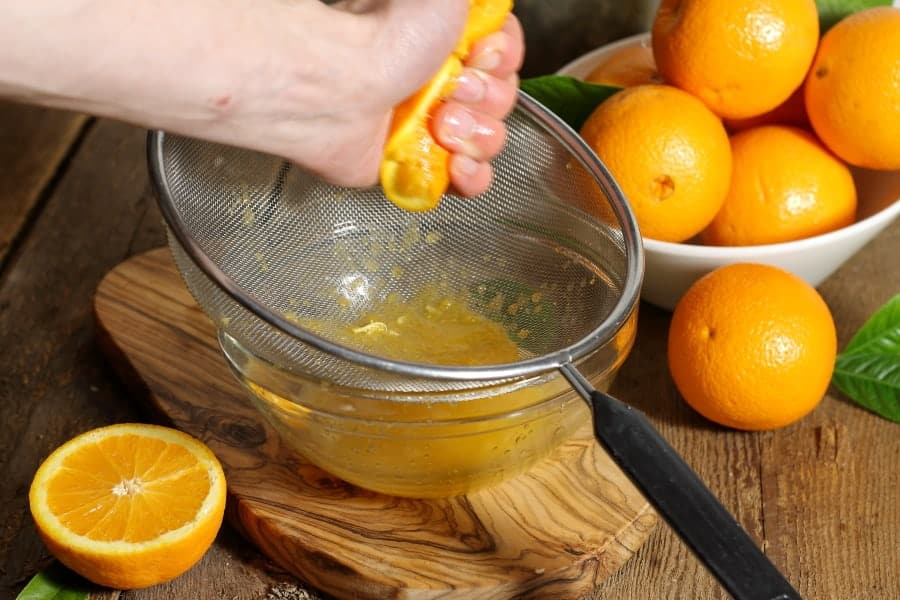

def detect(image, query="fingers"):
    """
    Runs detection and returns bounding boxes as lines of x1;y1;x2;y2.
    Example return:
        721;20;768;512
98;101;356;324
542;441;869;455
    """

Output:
450;69;518;120
449;155;493;197
465;14;525;79
451;14;523;121
435;14;525;197
432;102;507;160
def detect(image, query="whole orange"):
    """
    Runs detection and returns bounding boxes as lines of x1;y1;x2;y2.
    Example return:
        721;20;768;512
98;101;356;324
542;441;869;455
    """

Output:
652;0;819;120
805;7;900;170
579;85;732;243
668;263;836;431
702;125;857;246
585;41;663;88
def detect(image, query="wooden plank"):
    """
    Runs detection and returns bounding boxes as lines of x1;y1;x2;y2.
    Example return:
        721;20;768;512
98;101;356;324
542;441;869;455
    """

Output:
0;101;88;267
589;302;763;600
591;220;899;600
0;119;292;599
760;223;899;600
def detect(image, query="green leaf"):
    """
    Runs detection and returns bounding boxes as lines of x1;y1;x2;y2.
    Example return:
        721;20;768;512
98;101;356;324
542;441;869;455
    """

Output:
833;353;900;422
816;0;892;32
832;295;900;423
842;294;900;356
520;76;622;131
17;563;91;600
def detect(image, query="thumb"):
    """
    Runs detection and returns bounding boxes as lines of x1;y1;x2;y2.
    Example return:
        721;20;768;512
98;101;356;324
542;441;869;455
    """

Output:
367;0;469;106
303;0;468;187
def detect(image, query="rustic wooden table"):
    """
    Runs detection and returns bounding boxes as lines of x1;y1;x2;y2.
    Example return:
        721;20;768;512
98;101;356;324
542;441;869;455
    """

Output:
0;73;897;600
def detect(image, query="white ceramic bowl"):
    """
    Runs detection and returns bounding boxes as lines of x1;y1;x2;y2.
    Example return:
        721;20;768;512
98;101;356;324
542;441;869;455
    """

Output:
558;33;900;311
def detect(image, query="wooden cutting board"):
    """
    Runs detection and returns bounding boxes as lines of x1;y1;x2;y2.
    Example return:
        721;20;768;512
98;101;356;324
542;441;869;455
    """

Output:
93;247;657;600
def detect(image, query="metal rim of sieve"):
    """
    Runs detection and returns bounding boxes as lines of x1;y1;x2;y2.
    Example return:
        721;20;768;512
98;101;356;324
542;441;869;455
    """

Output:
148;90;644;382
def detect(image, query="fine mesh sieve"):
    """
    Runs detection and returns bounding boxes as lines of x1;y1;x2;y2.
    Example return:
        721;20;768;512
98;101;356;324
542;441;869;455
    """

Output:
152;93;639;392
149;91;798;600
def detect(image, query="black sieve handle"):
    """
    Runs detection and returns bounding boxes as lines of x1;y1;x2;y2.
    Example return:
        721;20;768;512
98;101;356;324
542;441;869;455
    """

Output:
589;389;801;600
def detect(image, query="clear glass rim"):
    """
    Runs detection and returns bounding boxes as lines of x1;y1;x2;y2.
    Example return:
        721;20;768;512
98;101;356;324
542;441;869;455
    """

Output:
217;313;633;412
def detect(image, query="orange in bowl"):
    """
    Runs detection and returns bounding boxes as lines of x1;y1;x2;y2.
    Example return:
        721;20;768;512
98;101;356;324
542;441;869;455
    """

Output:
558;33;900;311
651;0;819;119
579;84;732;243
723;86;810;132
805;6;900;170
702;125;857;246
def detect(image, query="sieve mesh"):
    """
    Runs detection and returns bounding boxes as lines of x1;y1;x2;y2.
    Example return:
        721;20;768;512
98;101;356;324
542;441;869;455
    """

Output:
150;92;643;393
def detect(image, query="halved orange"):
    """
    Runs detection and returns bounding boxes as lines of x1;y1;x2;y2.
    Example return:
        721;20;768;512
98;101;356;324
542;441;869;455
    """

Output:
380;58;463;212
380;0;513;211
29;423;227;590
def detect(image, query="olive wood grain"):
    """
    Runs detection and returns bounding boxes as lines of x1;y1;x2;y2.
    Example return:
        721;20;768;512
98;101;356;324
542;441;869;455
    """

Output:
93;247;657;600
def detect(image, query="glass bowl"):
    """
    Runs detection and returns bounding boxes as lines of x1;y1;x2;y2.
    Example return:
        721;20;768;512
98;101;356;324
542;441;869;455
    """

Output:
216;307;636;498
150;92;643;499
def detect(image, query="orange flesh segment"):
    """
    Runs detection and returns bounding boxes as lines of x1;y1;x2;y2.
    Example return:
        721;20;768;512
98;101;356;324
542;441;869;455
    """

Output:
380;59;462;212
380;0;512;211
44;434;210;543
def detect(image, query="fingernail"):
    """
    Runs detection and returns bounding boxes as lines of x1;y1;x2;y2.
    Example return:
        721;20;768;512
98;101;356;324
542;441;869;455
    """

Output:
451;69;487;103
470;48;502;71
453;154;480;177
470;31;507;71
438;105;477;142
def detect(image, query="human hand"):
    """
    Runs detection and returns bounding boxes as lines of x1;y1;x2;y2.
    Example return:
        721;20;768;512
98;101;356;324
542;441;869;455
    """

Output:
0;0;524;198
255;0;524;197
432;13;525;197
